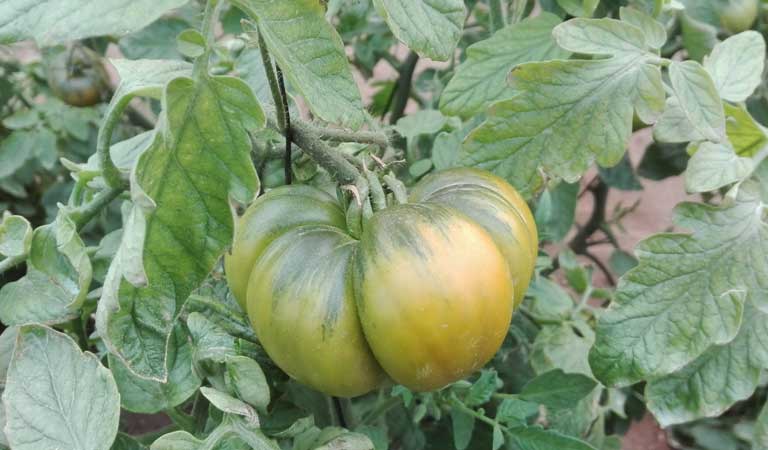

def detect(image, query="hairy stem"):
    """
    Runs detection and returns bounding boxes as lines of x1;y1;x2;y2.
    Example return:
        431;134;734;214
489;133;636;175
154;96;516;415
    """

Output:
193;0;220;78
96;96;131;189
71;186;124;231
257;31;286;132
314;126;390;148
360;396;401;425
290;121;361;185
276;65;293;184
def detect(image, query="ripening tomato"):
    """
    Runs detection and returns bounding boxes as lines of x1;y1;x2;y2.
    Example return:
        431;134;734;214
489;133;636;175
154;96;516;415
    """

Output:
46;47;107;107
719;0;758;33
225;168;537;396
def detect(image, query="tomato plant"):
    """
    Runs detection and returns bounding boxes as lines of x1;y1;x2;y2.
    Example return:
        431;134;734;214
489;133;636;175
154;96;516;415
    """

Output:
1;0;768;450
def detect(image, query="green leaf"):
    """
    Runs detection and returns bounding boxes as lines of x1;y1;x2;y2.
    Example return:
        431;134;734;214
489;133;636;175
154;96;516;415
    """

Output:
724;103;767;157
110;58;192;100
0;327;18;448
150;431;201;450
0;214;31;258
4;325;120;450
2;109;40;130
314;432;374;450
619;7;667;49
0;128;57;178
756;400;768;450
111;433;147;450
431;130;461;171
233;0;364;128
492;425;504;450
409;159;433;179
590;183;768;387
395;109;448;140
201;387;259;422
556;0;599;17
495;398;539;426
464;370;499;406
152;420;278;450
506;427;597;450
525;277;574;322
680;14;718;62
439;13;569;118
645;303;768;426
110;323;201;414
531;322;595;376
225;355;270;411
519;369;597;409
392;385;413;407
461;17;664;197
703;31;766;103
608;249;637;276
653;60;725;143
684;141;754;193
559;250;589;294
185;294;256;342
176;28;206;58
354;425;387;450
188;312;238;382
0;0;188;45
373;0;465;61
637;142;689;180
598;153;642;191
37;98;99;142
534;181;579;242
450;407;474;450
678;0;721;26
96;74;262;381
119;18;188;60
0;212;92;325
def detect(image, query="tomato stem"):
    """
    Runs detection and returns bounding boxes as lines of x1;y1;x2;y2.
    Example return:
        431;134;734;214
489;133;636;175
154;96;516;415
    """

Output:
360;395;402;425
96;95;132;189
489;0;505;33
275;65;292;185
290;121;361;185
70;186;123;231
312;125;391;148
193;0;220;78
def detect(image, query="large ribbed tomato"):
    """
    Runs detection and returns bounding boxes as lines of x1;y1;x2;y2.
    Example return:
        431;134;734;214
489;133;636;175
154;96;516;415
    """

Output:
225;168;537;396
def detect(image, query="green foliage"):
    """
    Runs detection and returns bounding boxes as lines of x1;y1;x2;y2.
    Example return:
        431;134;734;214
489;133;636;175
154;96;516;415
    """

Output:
461;14;665;197
1;0;768;448
4;325;120;450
